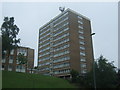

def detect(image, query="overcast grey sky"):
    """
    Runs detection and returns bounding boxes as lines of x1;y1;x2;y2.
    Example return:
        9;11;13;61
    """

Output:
1;2;118;67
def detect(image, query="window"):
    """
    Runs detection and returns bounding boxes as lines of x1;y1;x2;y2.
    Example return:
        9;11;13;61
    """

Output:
54;50;70;57
78;25;83;29
16;65;20;72
54;44;70;52
40;67;50;71
8;65;12;71
16;65;25;72
39;52;50;57
10;50;14;55
54;27;69;37
9;59;13;63
16;65;20;69
2;54;6;59
39;47;50;53
39;62;50;66
54;22;69;32
53;56;70;63
53;62;70;69
80;41;85;45
40;24;50;33
81;63;87;68
9;56;13;63
9;56;13;59
39;42;50;48
53;12;68;24
16;59;19;64
81;69;87;74
79;36;84;39
54;33;69;42
54;69;70;74
78;30;84;34
40;28;50;36
40;33;50;40
80;52;86;56
53;38;69;47
80;58;86;62
78;16;83;20
80;46;85;50
2;59;5;63
78;20;83;24
39;38;50;44
53;17;69;28
17;49;27;56
39;56;50;61
21;66;25;72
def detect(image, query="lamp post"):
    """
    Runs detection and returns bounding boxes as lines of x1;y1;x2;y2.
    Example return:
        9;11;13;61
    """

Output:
91;33;96;90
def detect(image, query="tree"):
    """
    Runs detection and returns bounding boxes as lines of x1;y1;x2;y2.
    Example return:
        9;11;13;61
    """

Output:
85;55;117;88
1;17;20;70
70;69;79;83
117;69;120;88
17;53;27;72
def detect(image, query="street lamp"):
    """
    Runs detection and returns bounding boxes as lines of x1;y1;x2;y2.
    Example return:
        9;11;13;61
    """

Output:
90;33;95;36
91;33;96;90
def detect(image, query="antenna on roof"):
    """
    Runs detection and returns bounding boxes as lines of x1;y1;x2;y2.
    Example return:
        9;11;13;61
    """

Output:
59;7;65;12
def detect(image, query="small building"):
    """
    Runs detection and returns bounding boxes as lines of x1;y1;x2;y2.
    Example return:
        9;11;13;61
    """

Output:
2;46;34;73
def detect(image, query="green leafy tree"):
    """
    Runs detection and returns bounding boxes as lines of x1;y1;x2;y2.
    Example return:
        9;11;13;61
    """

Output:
17;53;27;72
117;69;120;88
1;17;20;70
85;55;117;88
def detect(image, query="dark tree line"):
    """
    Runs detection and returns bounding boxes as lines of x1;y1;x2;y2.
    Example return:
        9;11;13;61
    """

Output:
70;55;119;88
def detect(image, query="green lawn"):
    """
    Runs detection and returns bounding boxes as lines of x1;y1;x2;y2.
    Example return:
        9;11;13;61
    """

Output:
2;71;76;88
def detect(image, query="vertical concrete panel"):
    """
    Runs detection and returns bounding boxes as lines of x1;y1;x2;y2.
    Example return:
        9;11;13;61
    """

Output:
69;11;81;72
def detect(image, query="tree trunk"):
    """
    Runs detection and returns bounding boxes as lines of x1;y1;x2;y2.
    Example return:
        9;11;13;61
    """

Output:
12;48;17;71
4;50;10;71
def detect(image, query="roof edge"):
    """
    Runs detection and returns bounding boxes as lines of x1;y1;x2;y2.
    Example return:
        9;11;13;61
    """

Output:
66;8;90;20
39;8;90;30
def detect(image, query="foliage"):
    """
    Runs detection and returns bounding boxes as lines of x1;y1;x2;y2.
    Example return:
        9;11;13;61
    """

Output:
1;17;20;52
17;53;27;65
1;17;20;70
69;55;118;88
17;53;27;72
70;69;79;83
85;55;117;88
117;69;120;88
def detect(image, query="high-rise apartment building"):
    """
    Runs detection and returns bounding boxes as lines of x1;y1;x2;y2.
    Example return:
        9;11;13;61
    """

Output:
2;46;34;73
38;8;94;77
